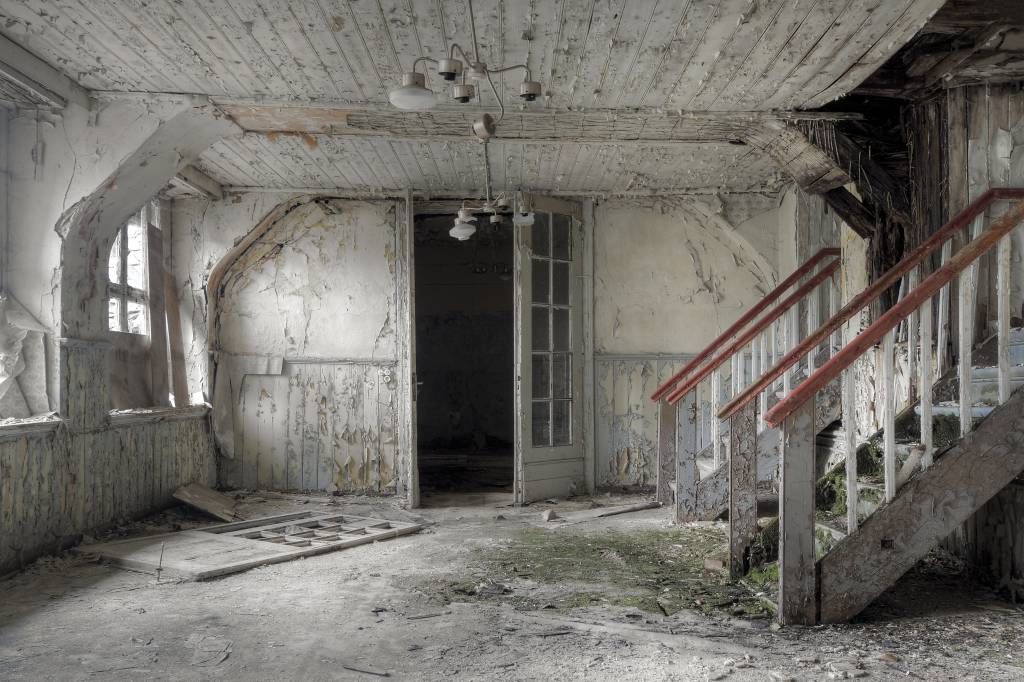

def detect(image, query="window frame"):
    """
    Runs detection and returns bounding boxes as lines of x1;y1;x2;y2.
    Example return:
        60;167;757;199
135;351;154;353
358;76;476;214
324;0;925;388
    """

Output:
108;201;157;335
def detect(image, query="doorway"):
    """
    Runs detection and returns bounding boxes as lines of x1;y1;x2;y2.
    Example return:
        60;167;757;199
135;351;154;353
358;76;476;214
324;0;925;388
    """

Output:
414;213;515;497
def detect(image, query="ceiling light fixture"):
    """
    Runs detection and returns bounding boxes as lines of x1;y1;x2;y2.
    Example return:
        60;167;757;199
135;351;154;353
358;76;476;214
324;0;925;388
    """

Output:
388;0;543;142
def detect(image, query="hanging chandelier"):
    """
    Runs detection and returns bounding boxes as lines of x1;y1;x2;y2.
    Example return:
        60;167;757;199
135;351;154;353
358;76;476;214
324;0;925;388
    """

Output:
387;0;542;142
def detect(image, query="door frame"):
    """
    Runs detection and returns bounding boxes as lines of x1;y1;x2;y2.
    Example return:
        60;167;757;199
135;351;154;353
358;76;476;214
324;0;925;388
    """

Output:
513;194;594;503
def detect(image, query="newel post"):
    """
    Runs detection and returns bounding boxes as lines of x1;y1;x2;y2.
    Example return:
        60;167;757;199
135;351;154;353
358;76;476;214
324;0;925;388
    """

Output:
728;401;758;578
778;396;817;625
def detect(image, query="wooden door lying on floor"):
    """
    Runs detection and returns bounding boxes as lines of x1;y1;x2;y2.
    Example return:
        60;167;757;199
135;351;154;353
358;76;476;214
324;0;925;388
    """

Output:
75;512;421;580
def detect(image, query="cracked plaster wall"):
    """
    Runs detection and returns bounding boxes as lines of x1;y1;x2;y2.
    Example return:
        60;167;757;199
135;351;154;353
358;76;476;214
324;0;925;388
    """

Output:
6;98;191;410
593;195;793;489
172;195;401;493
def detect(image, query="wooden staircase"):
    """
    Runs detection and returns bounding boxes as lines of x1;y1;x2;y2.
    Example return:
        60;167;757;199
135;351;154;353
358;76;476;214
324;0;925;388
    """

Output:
658;188;1024;624
817;385;1024;622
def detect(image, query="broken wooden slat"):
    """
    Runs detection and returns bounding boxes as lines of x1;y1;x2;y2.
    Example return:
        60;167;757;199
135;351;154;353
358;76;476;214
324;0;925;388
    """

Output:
173;483;242;523
779;396;816;625
728;402;758;579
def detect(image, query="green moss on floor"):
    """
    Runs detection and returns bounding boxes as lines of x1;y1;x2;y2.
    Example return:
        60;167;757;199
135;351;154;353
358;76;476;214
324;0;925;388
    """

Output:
419;526;772;618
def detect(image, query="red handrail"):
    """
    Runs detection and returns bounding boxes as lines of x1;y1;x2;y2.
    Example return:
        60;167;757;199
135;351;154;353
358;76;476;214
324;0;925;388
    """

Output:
762;197;1024;427
718;187;1024;423
650;247;840;402
664;258;840;405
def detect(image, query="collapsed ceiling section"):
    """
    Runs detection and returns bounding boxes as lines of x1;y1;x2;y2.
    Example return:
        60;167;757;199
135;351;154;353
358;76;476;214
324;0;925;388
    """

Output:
0;0;946;195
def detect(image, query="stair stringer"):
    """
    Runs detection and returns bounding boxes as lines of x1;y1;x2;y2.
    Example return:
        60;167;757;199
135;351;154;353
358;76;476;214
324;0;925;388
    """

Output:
817;386;1024;623
693;378;842;521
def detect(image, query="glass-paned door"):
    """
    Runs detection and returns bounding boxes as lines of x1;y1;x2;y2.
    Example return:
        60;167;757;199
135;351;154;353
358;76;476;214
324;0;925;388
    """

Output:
515;199;584;503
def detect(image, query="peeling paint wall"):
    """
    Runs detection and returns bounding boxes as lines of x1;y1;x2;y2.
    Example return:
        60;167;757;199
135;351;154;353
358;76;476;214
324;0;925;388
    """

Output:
0;99;221;573
0;414;216;576
592;195;791;488
172;196;402;493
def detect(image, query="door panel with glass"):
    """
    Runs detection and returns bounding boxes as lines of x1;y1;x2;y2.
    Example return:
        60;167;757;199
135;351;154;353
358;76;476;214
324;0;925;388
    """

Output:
515;200;584;503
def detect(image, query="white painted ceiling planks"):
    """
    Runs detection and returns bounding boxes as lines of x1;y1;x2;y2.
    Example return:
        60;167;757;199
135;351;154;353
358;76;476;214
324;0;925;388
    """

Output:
0;0;945;194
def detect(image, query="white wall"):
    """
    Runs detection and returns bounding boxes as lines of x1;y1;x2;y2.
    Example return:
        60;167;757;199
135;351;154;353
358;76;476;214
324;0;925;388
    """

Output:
592;194;795;488
171;195;403;493
593;197;777;355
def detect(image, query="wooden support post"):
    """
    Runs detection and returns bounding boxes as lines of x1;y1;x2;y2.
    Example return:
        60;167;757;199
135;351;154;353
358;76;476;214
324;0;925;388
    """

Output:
997;234;1011;405
676;390;700;522
919;296;934;468
841;365;858;533
779;396;817;625
711;370;723;468
656;401;677;506
807;284;819;374
883;329;897;501
958;266;974;436
907;266;920;403
729;401;758;578
936;240;952;378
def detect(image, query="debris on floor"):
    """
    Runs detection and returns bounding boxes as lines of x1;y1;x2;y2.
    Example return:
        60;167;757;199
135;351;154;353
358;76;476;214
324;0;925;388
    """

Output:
173;482;245;522
74;511;422;580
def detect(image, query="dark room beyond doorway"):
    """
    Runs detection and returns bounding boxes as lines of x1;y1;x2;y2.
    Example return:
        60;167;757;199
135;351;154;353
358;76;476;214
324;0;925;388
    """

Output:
414;214;515;496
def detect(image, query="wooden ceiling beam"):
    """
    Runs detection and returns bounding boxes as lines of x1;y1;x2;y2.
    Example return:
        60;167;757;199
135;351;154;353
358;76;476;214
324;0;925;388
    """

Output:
211;101;861;144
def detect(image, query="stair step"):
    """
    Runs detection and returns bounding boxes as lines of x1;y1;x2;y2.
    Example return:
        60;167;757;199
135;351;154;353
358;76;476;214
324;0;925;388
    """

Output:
814;386;1024;623
915;404;996;418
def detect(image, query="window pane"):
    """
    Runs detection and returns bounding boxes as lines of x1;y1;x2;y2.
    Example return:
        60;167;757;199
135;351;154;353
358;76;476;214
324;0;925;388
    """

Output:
531;258;550;304
552;261;570;306
553;308;570;351
108;232;122;284
552;214;571;260
532;401;551;447
126;300;148;335
553;400;571;446
108;298;123;332
532;306;550;351
552;353;571;399
125;220;147;290
532;214;550;257
532;353;551;399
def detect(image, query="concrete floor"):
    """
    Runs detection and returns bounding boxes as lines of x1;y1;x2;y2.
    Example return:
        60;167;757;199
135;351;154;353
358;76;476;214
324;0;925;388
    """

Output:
1;493;1023;681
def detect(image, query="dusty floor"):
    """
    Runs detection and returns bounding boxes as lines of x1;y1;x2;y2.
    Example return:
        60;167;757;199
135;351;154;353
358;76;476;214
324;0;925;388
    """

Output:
1;492;1023;681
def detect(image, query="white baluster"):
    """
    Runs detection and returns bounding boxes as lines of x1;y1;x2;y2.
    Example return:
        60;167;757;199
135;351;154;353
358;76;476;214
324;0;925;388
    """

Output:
883;329;896;502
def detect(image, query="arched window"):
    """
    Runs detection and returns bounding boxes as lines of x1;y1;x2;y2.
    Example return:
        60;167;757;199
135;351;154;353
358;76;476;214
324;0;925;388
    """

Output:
107;201;157;334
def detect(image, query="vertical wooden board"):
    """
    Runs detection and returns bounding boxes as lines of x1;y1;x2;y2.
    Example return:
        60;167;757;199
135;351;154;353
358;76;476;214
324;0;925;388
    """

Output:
269;376;289;491
377;368;398;491
779;397;816;625
729;402;758;578
676;389;700;522
882;330;897;501
239;375;258;490
317;365;336;491
656;400;677;505
301;367;320;490
363;365;381;491
594;359;614;485
919;298;934;468
1;442;15;563
286;366;303;490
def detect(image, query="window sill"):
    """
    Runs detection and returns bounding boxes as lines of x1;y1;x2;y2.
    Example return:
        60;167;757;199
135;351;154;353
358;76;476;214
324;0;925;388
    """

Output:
109;404;210;427
0;415;63;440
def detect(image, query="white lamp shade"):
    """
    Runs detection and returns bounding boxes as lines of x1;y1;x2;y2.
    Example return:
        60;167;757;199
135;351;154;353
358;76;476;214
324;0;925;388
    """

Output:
389;72;437;111
449;220;477;241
